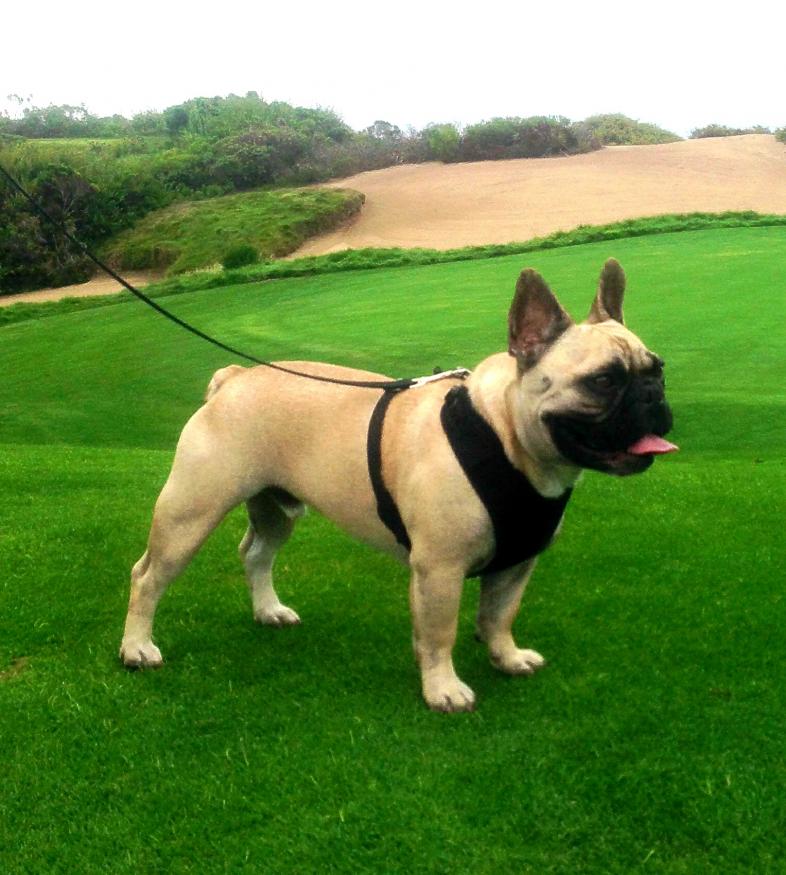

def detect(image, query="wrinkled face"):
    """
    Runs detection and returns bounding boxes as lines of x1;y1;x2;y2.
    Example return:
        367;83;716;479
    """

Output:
516;321;674;475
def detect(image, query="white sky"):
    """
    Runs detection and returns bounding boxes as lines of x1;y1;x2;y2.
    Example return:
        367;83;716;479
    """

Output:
1;0;783;137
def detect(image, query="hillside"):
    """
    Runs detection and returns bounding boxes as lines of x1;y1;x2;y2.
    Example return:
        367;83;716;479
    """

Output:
6;134;785;306
101;187;365;274
292;135;786;256
2;100;617;295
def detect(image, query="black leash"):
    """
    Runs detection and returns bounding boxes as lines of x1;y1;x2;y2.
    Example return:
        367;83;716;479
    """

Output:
0;163;459;392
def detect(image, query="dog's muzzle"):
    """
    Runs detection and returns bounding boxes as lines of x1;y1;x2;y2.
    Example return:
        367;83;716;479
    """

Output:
545;377;675;476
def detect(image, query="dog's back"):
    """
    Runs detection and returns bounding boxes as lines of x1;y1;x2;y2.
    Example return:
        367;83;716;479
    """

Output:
205;364;245;401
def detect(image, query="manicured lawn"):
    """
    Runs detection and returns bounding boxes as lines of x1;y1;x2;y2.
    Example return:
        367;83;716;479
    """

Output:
2;227;785;872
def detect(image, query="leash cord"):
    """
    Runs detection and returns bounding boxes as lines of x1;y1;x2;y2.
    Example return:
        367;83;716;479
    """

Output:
0;163;448;392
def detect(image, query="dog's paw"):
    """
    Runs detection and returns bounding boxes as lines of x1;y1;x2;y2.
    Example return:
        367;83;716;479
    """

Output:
120;640;163;669
491;647;546;676
254;604;301;627
423;677;476;713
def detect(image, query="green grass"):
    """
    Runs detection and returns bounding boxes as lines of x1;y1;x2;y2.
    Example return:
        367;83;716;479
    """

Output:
5;210;786;329
1;136;161;159
2;226;786;872
100;187;365;274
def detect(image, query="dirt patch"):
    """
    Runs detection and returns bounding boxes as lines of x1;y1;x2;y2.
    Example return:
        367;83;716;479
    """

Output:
0;656;30;681
291;135;786;256
0;270;164;307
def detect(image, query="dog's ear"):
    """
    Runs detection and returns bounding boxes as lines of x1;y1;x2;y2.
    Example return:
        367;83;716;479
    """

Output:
508;269;573;370
588;258;626;325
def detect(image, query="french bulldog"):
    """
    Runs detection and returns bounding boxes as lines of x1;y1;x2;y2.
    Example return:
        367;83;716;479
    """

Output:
120;259;676;711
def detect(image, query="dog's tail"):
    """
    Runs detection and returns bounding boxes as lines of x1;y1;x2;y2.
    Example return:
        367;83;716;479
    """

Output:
205;365;245;401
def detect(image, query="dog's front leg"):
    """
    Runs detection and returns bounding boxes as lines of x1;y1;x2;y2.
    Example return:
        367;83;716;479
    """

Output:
476;560;546;675
409;560;474;712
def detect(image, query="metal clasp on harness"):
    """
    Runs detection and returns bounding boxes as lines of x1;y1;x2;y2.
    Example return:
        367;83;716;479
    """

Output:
410;368;471;388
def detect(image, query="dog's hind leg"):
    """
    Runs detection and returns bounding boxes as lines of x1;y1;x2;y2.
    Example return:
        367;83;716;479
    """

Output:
120;441;244;668
240;488;304;626
475;559;545;675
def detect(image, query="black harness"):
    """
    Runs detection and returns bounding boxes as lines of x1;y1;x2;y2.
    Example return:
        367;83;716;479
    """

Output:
367;382;572;576
366;388;412;551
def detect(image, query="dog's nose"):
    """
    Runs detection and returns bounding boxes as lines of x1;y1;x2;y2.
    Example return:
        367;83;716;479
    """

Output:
641;378;664;406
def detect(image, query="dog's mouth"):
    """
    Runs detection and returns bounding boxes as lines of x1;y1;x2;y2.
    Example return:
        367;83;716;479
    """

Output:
592;434;678;475
627;434;679;456
545;413;678;476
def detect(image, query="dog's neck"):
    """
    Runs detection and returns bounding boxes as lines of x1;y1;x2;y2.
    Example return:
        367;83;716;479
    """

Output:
466;353;581;498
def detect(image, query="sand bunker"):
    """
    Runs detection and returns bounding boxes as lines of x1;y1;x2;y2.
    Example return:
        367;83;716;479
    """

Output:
1;271;162;307
292;134;786;256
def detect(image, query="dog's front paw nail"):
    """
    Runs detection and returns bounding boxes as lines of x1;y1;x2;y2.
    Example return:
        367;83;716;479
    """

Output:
120;641;163;669
425;679;476;713
254;604;301;627
492;648;546;675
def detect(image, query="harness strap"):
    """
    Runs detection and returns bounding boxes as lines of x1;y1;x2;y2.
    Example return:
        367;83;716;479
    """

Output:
440;385;572;575
367;376;570;576
367;388;412;550
367;370;470;549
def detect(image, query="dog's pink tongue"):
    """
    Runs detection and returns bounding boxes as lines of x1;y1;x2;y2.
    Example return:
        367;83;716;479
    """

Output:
627;435;679;456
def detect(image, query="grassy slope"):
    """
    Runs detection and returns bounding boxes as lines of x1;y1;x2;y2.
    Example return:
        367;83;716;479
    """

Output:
0;137;159;162
5;211;786;329
2;227;785;872
100;187;365;274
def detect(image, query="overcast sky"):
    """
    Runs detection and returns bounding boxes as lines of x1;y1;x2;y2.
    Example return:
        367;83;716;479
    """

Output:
2;0;782;137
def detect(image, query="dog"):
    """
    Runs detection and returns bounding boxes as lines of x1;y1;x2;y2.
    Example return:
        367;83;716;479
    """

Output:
120;259;676;712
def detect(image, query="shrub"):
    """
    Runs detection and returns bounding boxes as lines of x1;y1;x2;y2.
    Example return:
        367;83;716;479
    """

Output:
690;124;771;138
116;241;179;270
212;127;310;189
457;116;591;162
578;114;681;145
0;162;100;293
222;244;259;270
424;124;460;162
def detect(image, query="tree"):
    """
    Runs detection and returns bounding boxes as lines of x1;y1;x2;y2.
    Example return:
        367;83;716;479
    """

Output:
164;105;189;136
424;124;460;162
364;120;403;142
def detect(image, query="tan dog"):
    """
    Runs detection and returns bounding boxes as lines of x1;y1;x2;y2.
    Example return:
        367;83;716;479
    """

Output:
120;260;676;711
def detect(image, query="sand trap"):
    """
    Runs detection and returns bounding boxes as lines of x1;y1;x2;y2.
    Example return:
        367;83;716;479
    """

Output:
292;134;786;256
0;271;162;307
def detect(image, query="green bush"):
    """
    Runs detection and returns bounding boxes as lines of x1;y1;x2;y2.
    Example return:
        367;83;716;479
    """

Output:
577;114;681;145
458;116;590;161
212;126;309;188
424;124;460;162
222;243;259;269
690;124;771;138
0;162;100;292
115;241;179;270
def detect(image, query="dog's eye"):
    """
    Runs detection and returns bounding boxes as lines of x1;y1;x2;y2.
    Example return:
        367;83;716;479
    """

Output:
584;364;627;393
591;373;615;389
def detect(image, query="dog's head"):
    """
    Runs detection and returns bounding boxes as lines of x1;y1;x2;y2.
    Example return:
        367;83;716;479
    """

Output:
506;259;676;476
